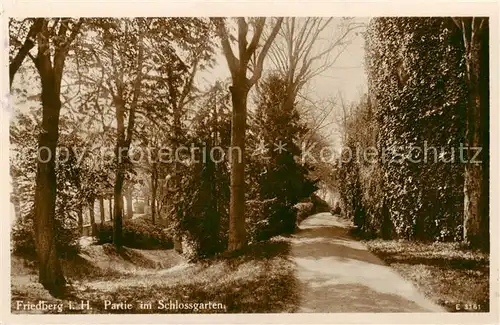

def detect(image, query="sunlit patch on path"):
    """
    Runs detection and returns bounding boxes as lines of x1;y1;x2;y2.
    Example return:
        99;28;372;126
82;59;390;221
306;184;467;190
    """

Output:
291;213;446;312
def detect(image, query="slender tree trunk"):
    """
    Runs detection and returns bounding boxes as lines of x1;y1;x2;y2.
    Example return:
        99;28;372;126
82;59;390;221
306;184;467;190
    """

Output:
99;196;105;224
171;78;184;253
113;172;124;249
108;197;113;221
77;204;83;235
33;77;66;293
89;199;97;237
227;84;248;252
113;96;126;249
151;163;157;224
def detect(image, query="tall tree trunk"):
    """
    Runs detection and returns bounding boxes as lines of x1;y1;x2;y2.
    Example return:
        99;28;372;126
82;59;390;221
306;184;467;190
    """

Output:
30;19;82;295
171;75;183;252
108;197;113;221
151;163;157;224
462;20;488;250
113;96;126;249
113;172;124;249
99;196;105;224
111;26;143;250
479;24;489;252
227;84;248;252
89;199;97;237
33;77;66;293
125;188;133;219
77;204;83;235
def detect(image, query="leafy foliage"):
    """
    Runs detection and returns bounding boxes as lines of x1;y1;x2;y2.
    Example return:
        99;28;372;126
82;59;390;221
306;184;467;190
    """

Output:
248;74;318;239
339;18;467;241
10;113;83;258
12;211;80;258
172;82;232;259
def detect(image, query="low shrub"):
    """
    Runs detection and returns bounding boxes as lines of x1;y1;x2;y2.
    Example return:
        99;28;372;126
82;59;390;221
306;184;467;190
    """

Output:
294;201;314;225
11;212;80;259
246;198;298;242
96;218;173;249
11;216;35;257
246;198;277;243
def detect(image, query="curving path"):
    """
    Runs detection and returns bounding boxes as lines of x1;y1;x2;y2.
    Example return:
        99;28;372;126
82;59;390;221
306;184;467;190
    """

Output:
291;212;445;312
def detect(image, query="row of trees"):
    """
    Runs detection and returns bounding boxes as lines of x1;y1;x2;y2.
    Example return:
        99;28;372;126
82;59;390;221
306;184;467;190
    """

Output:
337;17;489;250
10;17;217;294
9;17;359;295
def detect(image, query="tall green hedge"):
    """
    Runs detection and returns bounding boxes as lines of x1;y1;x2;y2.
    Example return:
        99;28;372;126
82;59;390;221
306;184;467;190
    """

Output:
340;17;467;241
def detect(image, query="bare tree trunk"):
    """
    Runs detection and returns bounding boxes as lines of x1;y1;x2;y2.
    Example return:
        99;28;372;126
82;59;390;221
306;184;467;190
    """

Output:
170;70;184;252
108;197;113;221
227;84;248;252
30;18;82;296
77;204;83;235
99;196;105;224
111;27;143;249
33;76;66;293
461;19;488;250
113;172;124;249
89;199;97;236
151;163;157;224
479;24;490;252
213;17;283;253
113;96;126;249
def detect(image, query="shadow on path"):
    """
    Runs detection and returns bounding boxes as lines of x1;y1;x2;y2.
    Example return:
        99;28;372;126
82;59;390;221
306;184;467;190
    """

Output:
291;213;446;313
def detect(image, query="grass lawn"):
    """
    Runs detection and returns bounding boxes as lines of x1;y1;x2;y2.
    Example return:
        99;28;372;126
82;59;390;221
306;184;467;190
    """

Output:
11;240;299;314
364;239;490;312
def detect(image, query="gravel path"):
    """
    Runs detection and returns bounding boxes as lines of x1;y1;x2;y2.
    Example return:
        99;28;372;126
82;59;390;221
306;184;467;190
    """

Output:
291;212;446;312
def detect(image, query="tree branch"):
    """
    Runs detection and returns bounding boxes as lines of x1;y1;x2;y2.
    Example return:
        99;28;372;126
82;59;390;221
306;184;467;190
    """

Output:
9;18;44;88
452;17;463;30
212;18;240;76
238;17;249;65
249;17;283;86
246;18;266;58
125;28;145;145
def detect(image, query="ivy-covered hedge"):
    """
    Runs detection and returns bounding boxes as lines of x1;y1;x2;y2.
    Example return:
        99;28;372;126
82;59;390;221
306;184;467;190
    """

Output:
339;17;467;241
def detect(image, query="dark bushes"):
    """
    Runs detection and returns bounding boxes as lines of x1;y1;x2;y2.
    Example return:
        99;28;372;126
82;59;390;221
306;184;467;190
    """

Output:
96;219;173;249
295;201;315;225
246;198;278;242
11;212;80;258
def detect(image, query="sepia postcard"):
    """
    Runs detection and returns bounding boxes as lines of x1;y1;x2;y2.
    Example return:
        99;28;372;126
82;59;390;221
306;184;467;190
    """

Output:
1;1;498;324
